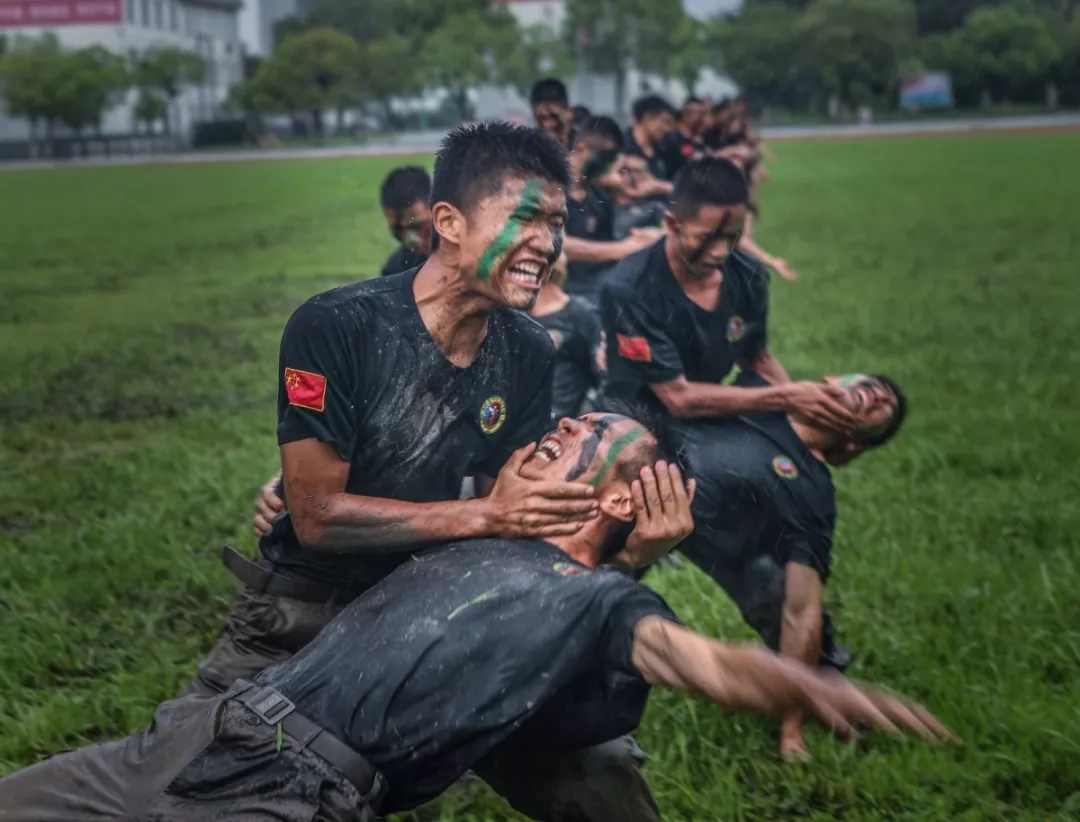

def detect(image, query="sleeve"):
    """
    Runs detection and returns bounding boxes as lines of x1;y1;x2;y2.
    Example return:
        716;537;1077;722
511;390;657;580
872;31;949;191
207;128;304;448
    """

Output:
598;580;680;679
739;259;770;358
379;248;401;277
599;284;685;385
276;301;365;462
594;189;615;242
776;489;836;583
478;338;555;477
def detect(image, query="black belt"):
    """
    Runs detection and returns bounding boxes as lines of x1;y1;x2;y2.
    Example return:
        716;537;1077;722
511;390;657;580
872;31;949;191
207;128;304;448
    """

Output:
222;546;365;604
231;680;385;809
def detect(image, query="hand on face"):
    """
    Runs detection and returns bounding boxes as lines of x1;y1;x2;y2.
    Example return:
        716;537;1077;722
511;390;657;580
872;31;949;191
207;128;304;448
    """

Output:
610;461;696;569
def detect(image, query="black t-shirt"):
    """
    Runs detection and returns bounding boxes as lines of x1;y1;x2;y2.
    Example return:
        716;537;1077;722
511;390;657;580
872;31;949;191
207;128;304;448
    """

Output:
675;373;837;588
624;130;671;181
258;538;677;813
380;245;428;277
534;297;605;420
267;269;555;586
565;185;616;303
599;241;769;413
658;130;702;179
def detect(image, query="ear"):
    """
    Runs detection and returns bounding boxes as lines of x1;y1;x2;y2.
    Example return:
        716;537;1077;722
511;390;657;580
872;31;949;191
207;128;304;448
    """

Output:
432;201;465;249
663;211;679;233
598;483;635;523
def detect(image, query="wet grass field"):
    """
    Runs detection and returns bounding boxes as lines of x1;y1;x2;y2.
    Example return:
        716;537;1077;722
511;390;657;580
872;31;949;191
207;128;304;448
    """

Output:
2;133;1079;820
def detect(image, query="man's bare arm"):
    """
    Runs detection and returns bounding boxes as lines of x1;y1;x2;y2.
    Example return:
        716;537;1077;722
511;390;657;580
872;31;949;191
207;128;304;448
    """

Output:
740;348;790;385
282;439;597;553
778;563;824;758
630;616;959;743
563;235;648;264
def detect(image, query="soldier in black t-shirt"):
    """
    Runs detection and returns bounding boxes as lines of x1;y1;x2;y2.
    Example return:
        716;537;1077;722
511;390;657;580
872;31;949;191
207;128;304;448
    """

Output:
1;408;954;821
530;76;575;150
657;95;706;181
563;115;662;304
378;165;432;277
600;155;857;433
676;370;910;761
188;124;691;822
530;252;606;419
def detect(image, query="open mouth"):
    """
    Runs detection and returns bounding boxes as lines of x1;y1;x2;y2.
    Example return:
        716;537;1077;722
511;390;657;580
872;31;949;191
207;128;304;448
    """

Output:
533;435;564;462
507;261;545;290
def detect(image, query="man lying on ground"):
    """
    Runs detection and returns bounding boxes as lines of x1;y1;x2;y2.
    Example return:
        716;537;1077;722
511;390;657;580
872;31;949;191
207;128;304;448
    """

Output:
675;370;908;760
0;405;956;822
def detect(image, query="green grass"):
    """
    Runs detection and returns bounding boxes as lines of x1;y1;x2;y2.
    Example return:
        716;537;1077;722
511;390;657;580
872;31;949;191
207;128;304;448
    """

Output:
2;133;1079;821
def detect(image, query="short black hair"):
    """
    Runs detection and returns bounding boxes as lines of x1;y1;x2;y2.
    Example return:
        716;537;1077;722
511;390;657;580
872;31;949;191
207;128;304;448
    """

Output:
591;397;691;560
860;375;908;447
670;156;750;220
430;122;571;217
632;94;676;123
683;95;703;107
571;104;592;125
379;166;431;211
530;77;569;107
574;115;624;150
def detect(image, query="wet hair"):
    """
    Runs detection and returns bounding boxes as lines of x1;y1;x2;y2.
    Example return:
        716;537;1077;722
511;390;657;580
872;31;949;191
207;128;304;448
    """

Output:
431;122;571;218
858;375;908;447
574;115;625;150
683;95;703;108
530;77;569;107
379;166;431;212
571;104;592;125
632;94;676;123
590;398;691;560
670;156;750;221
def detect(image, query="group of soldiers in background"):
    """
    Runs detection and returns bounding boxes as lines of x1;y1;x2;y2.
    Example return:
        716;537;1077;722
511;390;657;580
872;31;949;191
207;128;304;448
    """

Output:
0;79;955;822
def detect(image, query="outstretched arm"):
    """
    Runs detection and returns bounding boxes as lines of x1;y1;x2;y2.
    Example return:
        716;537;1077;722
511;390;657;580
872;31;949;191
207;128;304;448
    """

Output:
630;616;958;744
778;563;824;760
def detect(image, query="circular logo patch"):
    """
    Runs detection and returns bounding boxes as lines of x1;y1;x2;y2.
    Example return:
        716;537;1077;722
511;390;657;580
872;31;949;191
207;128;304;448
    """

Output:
479;395;507;435
772;455;799;480
727;316;746;342
548;329;565;350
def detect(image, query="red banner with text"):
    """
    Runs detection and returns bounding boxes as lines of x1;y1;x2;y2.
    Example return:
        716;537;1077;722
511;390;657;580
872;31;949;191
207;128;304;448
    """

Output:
0;0;121;27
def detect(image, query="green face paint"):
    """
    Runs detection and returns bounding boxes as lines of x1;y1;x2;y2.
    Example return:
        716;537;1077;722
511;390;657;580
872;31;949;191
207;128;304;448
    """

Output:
838;373;867;387
476;179;545;283
587;428;647;487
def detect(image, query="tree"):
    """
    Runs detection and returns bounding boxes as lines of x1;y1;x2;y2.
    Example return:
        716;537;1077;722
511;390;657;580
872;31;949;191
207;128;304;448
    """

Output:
134;88;167;133
419;9;518;119
137;47;206;134
952;5;1061;103
498;25;575;100
0;33;67;144
668;16;713;95
713;3;808;108
564;0;686;115
362;35;423;125
793;0;918;109
54;46;129;138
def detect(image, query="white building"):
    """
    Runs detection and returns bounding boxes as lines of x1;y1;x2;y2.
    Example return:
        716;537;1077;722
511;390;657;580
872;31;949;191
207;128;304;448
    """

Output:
0;0;243;141
479;0;740;124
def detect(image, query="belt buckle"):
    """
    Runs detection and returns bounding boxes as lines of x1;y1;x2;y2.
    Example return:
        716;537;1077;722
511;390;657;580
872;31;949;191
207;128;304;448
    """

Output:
246;687;296;725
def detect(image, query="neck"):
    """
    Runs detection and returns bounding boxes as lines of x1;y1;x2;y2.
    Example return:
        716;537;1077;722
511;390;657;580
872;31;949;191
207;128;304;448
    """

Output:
530;283;570;317
788;416;831;462
631;123;653;152
412;252;495;365
544;521;610;568
568;156;588;197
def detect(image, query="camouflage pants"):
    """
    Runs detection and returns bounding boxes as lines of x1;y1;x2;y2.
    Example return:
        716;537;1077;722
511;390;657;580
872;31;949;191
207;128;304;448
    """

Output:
184;586;662;822
0;687;377;822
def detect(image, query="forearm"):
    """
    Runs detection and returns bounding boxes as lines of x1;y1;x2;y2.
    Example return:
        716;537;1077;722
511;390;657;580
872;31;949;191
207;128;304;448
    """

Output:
738;234;781;269
293;493;492;553
743;349;790;385
564;235;632;264
656;380;791;419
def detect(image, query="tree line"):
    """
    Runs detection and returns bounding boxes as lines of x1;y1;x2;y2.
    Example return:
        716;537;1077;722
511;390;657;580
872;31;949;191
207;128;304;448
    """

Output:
0;33;205;141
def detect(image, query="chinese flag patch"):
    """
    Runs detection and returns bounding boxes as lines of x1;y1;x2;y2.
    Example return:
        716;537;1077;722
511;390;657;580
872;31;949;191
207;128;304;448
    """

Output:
681;142;694;157
616;334;652;363
284;367;327;412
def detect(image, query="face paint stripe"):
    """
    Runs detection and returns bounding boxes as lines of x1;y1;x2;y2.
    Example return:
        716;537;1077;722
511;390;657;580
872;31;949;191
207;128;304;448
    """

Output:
565;417;615;481
587;429;646;487
477;179;545;283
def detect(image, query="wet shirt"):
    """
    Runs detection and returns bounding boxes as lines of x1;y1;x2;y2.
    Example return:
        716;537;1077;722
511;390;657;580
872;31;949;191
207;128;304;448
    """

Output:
266;269;555;587
564;186;616;303
675;374;837;585
380;245;428;277
658;130;702;179
599;241;769;414
534;297;605;420
258;538;677;813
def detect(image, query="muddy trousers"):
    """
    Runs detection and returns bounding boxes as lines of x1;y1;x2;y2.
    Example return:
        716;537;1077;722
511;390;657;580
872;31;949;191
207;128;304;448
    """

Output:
0;684;381;822
183;583;663;822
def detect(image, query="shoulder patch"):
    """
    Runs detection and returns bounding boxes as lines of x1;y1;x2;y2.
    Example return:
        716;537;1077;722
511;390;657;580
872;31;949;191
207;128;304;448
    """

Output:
284;367;327;412
772;455;799;480
616;334;652;363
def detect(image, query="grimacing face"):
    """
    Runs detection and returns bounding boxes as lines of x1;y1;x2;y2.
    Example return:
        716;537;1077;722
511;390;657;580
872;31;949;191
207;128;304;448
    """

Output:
824;374;898;442
666;203;747;278
456;176;567;311
383;200;433;255
533;102;572;143
520;414;655;489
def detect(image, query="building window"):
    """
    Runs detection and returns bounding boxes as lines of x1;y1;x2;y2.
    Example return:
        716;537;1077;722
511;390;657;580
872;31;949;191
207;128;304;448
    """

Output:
154;0;162;27
168;0;177;30
125;0;134;22
140;0;148;26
